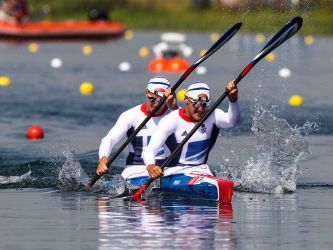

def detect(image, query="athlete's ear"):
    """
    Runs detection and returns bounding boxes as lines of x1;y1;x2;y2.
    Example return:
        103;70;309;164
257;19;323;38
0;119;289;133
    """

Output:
184;96;190;106
145;89;148;95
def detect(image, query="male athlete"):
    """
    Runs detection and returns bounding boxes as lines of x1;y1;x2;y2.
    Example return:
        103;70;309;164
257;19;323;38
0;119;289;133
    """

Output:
96;77;178;180
143;81;240;179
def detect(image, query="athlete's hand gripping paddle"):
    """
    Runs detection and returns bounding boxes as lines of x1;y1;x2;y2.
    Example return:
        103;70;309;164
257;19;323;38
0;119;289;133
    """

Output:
85;22;243;188
131;16;303;200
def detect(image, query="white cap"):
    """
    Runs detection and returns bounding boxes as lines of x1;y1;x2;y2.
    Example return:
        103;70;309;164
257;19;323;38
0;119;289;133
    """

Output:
186;82;210;100
147;77;170;97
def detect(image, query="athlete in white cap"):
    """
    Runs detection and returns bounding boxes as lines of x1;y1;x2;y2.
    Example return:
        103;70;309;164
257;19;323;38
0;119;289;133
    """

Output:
96;77;178;179
143;80;240;179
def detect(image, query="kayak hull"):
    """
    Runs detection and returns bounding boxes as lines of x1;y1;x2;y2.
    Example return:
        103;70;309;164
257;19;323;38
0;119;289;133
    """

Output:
0;21;125;41
128;173;234;203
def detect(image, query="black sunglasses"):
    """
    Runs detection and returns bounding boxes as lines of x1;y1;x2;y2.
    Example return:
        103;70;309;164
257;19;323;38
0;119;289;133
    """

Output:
147;92;162;103
188;97;209;108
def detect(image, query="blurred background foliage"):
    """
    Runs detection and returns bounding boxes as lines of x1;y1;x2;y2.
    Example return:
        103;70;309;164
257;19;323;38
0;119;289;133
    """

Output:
28;0;333;35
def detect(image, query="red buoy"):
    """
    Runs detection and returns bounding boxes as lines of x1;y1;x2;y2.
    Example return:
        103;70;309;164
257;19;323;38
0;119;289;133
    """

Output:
26;125;44;140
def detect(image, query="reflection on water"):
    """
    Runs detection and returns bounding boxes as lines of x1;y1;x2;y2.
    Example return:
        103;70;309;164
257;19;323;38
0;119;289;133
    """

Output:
96;196;234;250
233;192;300;249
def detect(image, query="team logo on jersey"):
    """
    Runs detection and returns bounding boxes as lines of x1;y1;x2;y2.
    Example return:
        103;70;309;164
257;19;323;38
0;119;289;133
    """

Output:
181;130;188;136
200;124;206;133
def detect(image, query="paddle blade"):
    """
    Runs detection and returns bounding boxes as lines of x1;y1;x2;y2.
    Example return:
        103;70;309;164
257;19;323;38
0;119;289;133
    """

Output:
237;16;303;82
131;183;149;200
194;22;242;67
252;16;303;65
172;22;242;87
85;174;100;189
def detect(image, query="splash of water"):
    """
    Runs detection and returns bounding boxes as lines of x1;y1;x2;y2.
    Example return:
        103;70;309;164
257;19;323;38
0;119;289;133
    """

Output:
220;102;317;193
92;174;127;197
0;169;32;185
58;150;126;196
58;150;89;190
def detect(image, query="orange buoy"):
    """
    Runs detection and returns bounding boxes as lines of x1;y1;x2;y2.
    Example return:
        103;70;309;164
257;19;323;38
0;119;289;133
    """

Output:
148;57;189;73
26;125;44;140
167;57;189;73
148;57;167;73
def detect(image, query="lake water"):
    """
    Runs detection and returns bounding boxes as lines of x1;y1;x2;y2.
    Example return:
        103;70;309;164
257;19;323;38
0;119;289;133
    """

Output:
0;30;332;249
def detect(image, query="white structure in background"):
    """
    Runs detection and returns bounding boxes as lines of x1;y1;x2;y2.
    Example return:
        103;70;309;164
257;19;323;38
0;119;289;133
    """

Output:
153;32;193;59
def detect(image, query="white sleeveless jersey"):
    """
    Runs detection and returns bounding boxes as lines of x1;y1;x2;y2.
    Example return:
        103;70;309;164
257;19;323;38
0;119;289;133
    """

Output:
99;103;171;165
144;102;240;166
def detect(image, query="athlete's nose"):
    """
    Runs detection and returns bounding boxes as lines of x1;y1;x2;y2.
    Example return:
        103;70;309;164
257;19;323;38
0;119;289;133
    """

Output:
197;106;205;112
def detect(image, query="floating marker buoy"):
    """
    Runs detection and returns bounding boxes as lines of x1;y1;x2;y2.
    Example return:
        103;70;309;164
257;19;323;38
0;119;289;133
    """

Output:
80;82;94;95
124;30;134;40
210;32;219;43
304;35;314;45
256;33;265;44
278;68;291;78
26;125;44;140
289;95;303;106
119;62;131;72
199;49;207;57
171;61;180;71
28;43;39;53
50;58;63;68
139;47;149;57
176;89;187;101
265;52;276;62
82;45;93;55
196;66;207;75
147;59;165;73
0;76;11;87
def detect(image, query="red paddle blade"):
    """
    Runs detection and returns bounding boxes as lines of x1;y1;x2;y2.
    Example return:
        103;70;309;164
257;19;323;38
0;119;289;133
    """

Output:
131;184;149;200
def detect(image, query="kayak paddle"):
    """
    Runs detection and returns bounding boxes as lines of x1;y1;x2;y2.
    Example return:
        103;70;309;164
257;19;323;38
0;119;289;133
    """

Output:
86;22;243;188
131;16;303;200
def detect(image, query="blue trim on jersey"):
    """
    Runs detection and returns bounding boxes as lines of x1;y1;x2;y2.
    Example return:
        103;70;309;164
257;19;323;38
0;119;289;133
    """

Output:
147;136;164;157
205;124;220;163
165;134;181;166
126;128;166;165
185;139;210;162
126;127;144;165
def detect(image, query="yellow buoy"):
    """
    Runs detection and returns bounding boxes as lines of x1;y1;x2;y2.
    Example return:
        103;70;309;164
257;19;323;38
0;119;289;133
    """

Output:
176;89;187;101
80;82;94;95
256;33;265;44
124;30;134;40
304;35;314;45
289;95;303;106
0;76;11;87
138;47;150;57
28;43;39;53
82;45;93;55
210;33;219;43
265;52;276;62
199;49;207;58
